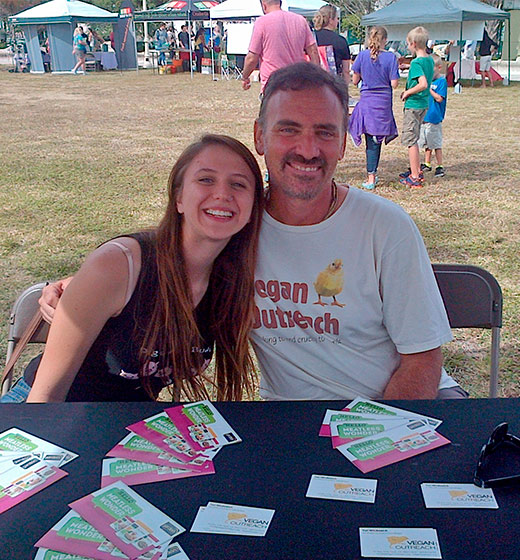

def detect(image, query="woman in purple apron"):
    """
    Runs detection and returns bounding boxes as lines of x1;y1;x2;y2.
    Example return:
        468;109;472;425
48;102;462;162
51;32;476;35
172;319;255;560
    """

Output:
349;27;400;190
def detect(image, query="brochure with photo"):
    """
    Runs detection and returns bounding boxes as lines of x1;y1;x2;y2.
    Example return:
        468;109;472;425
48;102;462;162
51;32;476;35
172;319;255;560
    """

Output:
0;455;67;514
35;510;163;560
337;421;450;474
106;433;212;473
126;412;202;463
101;457;215;487
69;481;185;559
166;401;242;454
0;427;78;467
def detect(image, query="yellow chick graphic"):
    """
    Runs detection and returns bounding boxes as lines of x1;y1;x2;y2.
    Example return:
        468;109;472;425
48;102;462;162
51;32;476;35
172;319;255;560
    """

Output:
313;259;345;307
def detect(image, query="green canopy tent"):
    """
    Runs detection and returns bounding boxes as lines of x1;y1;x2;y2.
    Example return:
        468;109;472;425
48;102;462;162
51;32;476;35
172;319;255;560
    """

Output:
9;0;118;73
134;0;220;76
361;0;511;84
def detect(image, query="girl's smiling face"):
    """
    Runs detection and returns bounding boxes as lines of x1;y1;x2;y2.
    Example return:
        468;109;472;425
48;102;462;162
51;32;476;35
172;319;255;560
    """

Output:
176;144;257;246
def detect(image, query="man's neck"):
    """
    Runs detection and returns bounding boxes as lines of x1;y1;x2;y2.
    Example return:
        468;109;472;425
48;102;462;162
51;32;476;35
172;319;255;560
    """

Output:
263;2;282;14
266;183;348;226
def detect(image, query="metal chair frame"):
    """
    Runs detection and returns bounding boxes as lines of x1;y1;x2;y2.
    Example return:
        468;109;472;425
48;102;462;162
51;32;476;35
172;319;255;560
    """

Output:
432;264;502;397
2;283;49;396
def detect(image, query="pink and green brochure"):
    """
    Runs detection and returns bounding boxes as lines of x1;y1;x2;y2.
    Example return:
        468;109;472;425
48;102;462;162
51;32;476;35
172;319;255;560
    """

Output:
0;454;67;514
126;412;203;465
106;433;214;472
68;481;185;559
36;510;164;560
101;457;215;488
337;420;450;474
165;400;242;454
35;541;191;560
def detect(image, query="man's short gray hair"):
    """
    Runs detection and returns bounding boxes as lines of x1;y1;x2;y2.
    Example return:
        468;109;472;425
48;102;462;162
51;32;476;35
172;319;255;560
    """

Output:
258;62;349;131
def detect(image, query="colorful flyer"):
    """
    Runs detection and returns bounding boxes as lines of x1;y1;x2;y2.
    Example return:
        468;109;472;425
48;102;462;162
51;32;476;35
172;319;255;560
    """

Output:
337;421;450;474
35;544;189;560
35;510;163;560
101;457;215;487
69;481;185;559
106;433;213;472
330;416;407;448
126;412;202;463
35;549;92;560
319;408;373;437
166;401;241;454
190;502;275;537
0;427;78;467
0;455;67;514
306;474;377;503
345;398;442;429
359;527;442;558
421;483;498;509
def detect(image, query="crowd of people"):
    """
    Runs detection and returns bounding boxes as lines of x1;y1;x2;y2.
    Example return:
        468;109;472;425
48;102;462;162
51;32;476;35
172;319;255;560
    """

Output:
2;2;504;405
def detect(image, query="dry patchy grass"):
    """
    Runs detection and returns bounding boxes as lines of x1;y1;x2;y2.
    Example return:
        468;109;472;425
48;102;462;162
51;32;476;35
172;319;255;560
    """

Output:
0;69;519;397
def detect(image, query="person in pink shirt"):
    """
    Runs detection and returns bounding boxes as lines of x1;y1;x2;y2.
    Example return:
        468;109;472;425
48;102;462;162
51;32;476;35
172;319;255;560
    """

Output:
242;0;319;92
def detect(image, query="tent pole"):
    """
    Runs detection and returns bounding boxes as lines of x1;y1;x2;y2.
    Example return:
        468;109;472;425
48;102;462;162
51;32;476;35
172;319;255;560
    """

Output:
211;15;215;80
457;21;462;88
190;13;193;79
508;15;511;85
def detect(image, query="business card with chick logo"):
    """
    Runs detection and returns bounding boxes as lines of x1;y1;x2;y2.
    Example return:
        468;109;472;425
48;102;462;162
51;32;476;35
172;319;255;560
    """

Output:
421;483;498;509
306;474;377;503
359;528;442;558
190;502;275;537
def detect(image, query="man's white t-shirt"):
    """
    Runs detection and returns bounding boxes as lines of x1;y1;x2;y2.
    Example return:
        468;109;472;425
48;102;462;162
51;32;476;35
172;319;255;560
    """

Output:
251;187;456;400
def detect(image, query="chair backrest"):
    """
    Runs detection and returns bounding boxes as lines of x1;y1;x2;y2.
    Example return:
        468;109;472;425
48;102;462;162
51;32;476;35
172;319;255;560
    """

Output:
432;264;502;397
2;283;49;394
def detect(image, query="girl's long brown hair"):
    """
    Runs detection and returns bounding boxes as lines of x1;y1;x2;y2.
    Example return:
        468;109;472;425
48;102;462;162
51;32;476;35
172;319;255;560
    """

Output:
368;26;387;60
139;134;264;401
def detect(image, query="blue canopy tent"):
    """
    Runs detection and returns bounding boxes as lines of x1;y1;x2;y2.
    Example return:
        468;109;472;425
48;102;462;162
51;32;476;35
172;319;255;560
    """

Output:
361;0;511;84
9;0;118;73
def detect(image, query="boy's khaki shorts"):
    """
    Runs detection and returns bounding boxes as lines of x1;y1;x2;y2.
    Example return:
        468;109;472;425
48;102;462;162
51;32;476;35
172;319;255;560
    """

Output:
401;108;427;147
419;122;443;150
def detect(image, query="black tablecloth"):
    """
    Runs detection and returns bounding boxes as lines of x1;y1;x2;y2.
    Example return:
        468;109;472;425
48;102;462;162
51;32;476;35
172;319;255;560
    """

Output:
1;399;520;559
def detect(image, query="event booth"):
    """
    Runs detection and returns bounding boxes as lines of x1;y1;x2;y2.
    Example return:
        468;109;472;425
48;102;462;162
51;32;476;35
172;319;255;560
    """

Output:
9;0;119;73
361;0;511;84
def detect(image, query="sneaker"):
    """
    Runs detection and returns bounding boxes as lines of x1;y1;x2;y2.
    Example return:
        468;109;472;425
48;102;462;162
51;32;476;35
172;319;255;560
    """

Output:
399;169;424;181
361;181;376;190
399;175;423;188
434;166;445;177
421;163;432;172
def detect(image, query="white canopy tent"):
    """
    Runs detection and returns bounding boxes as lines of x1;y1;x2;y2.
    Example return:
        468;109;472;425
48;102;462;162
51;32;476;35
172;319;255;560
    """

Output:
209;0;326;77
210;0;326;20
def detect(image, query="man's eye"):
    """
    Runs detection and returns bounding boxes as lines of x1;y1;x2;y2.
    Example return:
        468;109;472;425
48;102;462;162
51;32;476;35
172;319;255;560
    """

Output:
318;130;335;138
280;127;296;134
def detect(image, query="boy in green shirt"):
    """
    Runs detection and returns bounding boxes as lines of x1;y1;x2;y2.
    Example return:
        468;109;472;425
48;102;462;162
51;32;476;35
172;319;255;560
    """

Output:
399;26;434;188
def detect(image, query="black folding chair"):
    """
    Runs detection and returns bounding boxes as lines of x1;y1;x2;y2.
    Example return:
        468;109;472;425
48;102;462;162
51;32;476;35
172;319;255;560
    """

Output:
432;264;502;397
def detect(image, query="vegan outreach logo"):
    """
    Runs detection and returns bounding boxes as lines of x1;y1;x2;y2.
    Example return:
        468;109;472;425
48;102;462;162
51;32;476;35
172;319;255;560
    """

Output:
387;535;437;551
225;512;269;529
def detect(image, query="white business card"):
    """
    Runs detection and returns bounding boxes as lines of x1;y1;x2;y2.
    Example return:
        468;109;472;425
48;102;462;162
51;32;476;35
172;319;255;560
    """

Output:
421;483;498;509
191;502;275;537
359;527;442;558
306;474;377;503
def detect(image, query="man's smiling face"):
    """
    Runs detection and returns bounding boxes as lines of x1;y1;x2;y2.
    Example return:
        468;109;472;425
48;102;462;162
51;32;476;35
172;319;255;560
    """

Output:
254;86;346;202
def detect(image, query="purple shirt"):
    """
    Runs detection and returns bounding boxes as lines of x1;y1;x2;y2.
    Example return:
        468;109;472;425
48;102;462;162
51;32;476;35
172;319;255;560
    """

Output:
349;49;400;146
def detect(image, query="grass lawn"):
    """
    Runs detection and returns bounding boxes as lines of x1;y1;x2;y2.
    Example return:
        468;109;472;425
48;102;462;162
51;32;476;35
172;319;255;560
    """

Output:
0;68;519;397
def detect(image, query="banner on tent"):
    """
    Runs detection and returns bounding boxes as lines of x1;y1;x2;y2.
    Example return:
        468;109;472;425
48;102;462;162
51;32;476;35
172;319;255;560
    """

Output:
115;0;138;70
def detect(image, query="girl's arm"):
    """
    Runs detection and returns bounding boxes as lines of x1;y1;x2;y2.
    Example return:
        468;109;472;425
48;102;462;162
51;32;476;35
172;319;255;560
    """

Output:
391;79;399;89
27;240;140;402
352;72;361;86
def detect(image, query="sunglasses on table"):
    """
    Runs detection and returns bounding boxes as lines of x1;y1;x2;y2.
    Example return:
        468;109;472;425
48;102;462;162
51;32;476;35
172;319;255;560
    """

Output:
474;422;520;488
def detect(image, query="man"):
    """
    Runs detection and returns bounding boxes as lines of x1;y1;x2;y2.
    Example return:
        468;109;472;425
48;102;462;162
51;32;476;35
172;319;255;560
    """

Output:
478;29;498;88
39;63;463;401
241;0;319;92
178;24;191;72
